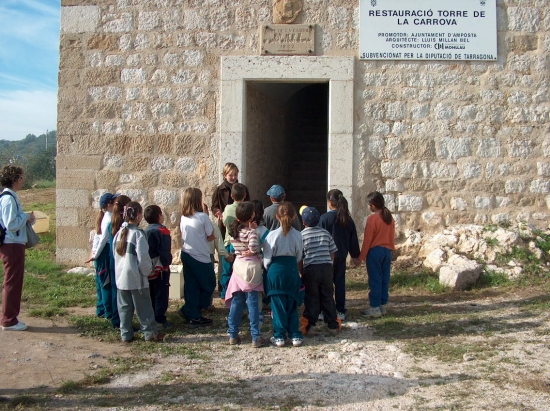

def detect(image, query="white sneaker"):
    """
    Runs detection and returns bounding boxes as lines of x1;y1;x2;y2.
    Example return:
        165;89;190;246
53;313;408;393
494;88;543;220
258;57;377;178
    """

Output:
380;305;387;316
318;312;324;322
292;337;303;347
270;336;285;347
2;322;28;331
360;306;382;318
337;311;346;321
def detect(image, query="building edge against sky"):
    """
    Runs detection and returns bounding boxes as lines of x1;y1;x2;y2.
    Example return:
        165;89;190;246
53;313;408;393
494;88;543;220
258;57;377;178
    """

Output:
56;0;550;264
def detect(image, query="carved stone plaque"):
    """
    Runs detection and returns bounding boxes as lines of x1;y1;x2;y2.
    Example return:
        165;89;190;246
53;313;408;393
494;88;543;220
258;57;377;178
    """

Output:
273;0;303;24
260;24;315;56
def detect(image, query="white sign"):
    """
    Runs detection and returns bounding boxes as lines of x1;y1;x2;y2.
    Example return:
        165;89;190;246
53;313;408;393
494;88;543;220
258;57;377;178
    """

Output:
359;0;497;61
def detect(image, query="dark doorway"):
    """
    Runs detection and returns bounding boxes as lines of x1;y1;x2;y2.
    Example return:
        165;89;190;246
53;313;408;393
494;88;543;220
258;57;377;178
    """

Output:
245;82;329;215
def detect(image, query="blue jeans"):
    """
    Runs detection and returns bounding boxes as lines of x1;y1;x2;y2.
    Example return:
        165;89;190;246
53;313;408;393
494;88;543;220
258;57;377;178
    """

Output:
366;246;392;307
227;291;260;341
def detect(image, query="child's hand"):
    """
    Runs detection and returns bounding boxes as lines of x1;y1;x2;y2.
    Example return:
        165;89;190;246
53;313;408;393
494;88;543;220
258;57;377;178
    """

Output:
84;257;95;264
352;258;362;267
215;210;223;220
224;253;235;263
249;221;258;229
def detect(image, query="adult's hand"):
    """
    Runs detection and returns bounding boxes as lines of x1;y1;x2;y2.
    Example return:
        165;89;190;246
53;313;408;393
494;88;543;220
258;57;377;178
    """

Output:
28;211;36;224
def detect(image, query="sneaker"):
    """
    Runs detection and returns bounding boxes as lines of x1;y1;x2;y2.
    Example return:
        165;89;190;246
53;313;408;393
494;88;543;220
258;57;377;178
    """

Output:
146;332;166;342
270;336;285;347
292;337;303;347
318;312;324;322
336;311;346;321
1;322;27;331
360;306;382;318
251;339;263;348
229;336;241;345
380;305;387;316
189;316;213;327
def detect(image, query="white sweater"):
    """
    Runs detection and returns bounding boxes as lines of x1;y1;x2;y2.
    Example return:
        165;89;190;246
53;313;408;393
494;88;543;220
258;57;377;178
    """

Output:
113;223;152;290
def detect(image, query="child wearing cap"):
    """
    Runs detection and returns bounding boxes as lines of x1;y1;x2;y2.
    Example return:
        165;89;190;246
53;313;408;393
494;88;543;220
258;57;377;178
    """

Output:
264;185;302;232
299;207;341;336
86;192;119;320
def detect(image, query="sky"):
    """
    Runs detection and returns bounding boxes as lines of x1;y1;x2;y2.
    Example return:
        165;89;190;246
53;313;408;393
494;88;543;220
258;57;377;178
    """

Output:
0;0;59;141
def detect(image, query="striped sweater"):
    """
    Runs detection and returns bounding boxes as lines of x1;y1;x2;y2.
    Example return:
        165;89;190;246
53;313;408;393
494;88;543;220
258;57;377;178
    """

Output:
230;227;260;261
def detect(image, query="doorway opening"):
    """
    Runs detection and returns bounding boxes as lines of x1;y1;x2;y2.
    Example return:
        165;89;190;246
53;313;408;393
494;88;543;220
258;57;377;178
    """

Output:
245;82;329;213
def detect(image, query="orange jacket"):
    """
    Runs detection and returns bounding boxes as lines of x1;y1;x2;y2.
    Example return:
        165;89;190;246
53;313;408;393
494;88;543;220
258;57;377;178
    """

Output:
358;213;395;260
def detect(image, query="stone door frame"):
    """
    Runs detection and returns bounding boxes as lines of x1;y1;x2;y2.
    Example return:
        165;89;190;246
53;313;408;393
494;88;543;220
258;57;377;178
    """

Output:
220;56;355;210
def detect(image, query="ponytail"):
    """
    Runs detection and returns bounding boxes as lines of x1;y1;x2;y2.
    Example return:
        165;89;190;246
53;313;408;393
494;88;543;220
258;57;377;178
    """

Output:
366;191;393;225
328;189;350;228
94;210;104;234
276;201;296;236
116;225;129;256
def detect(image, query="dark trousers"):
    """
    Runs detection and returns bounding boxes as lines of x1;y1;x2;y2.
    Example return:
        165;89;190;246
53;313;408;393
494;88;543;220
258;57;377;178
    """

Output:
0;243;26;327
333;257;347;314
180;251;216;319
302;263;339;330
366;246;392;307
149;270;170;324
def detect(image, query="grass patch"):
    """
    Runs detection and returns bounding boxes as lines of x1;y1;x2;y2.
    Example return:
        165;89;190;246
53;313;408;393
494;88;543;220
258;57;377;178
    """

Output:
391;270;448;294
32;180;56;189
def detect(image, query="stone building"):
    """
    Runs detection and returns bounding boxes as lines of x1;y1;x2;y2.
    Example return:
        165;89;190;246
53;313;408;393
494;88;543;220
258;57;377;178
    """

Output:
57;0;550;264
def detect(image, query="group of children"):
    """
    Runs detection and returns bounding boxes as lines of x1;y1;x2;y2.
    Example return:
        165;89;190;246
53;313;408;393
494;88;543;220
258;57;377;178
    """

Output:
89;162;395;347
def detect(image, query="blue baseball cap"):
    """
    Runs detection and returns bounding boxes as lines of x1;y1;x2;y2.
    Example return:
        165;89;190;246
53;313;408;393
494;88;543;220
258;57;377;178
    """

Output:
266;185;285;199
302;206;320;227
99;192;119;208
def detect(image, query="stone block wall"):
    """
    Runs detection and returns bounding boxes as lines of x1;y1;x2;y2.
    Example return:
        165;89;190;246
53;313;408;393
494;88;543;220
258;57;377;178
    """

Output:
57;0;550;264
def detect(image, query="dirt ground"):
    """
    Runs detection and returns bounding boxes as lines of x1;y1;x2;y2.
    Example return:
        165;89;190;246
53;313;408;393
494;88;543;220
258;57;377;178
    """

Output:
1;288;549;410
1;188;549;409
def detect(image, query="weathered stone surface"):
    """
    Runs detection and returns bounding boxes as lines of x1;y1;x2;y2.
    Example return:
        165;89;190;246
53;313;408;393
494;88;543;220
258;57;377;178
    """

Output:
439;255;482;290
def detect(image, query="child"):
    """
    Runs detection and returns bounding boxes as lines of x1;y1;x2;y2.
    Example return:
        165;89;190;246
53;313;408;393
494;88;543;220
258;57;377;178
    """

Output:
299;207;340;336
263;202;304;347
86;192;120;322
177;187;216;327
263;185;301;231
318;189;360;321
144;205;173;329
355;192;395;318
220;183;248;299
203;203;233;299
113;201;164;342
211;162;250;240
105;195;132;328
225;202;264;347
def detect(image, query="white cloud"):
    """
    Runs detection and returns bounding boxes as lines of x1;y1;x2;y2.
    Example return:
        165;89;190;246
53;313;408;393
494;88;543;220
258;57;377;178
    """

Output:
0;89;57;140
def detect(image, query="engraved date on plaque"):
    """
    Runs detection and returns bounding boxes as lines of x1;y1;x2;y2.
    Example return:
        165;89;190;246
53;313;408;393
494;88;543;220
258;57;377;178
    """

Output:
260;24;315;56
